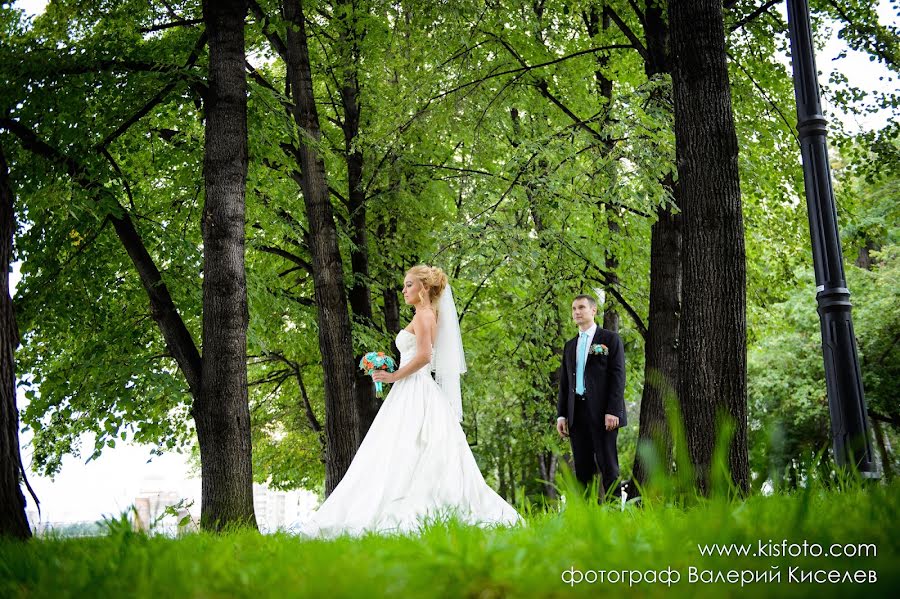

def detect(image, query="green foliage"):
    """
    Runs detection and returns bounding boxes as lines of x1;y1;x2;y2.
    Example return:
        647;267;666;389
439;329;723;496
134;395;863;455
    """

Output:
747;247;900;487
2;0;897;498
745;136;900;488
850;248;900;420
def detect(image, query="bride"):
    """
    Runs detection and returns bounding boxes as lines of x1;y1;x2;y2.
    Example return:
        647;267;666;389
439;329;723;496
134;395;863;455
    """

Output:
295;265;523;538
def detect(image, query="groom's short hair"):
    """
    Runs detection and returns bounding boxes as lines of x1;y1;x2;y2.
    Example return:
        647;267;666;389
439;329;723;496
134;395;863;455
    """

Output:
573;294;597;308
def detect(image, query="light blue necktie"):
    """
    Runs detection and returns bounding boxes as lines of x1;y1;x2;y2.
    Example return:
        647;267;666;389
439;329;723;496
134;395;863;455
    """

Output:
576;331;589;395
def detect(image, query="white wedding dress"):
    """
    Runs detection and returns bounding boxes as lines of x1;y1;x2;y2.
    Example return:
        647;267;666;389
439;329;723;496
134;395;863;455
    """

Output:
294;329;523;538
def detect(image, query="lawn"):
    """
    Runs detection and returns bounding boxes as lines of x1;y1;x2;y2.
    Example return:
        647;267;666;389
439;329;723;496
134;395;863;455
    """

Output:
2;478;898;598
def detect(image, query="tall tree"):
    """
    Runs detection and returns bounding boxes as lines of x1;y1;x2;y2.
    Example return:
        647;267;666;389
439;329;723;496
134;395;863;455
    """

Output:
583;3;620;334
629;0;682;489
283;0;361;494
195;0;257;530
669;0;749;494
0;145;30;539
334;0;381;440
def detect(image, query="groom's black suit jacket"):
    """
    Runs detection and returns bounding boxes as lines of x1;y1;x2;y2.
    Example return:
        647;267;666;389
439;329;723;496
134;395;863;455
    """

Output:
557;326;627;430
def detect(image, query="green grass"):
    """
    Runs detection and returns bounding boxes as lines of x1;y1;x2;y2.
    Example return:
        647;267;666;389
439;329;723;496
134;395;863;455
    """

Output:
2;477;898;598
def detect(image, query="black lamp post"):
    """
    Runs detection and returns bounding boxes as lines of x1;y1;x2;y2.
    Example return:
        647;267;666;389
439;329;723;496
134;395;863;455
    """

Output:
785;0;876;476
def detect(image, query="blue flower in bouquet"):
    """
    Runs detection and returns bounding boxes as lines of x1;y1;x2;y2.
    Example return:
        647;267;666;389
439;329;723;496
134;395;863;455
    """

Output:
359;351;397;397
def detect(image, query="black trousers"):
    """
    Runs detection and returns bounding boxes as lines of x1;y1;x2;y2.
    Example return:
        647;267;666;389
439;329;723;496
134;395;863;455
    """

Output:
569;394;620;498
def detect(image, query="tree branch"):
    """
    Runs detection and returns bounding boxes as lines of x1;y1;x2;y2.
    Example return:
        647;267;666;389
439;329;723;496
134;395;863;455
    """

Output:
139;18;203;33
431;43;634;102
873;332;900;366
625;0;647;27
824;0;899;70
265;351;323;434
98;30;208;150
0;118;203;397
730;0;782;33
248;0;288;62
256;245;313;273
603;5;649;62
870;410;900;428
562;238;647;337
726;50;800;146
486;33;610;144
535;80;608;144
101;148;136;211
458;258;505;324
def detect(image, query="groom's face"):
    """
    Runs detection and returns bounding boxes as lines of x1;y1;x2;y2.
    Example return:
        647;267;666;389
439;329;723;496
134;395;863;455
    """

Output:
572;299;596;327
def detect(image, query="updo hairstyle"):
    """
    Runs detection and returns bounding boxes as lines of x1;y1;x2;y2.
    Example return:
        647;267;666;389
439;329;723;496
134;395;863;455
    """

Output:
406;264;448;310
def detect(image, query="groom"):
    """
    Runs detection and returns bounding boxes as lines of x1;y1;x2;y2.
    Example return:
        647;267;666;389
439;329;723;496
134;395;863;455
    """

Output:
556;294;627;501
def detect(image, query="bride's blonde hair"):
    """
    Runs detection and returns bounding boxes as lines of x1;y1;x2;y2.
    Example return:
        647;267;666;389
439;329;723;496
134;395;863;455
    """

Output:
406;264;448;311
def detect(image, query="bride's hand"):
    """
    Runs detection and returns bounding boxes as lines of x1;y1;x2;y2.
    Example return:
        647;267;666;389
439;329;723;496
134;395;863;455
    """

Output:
372;370;397;384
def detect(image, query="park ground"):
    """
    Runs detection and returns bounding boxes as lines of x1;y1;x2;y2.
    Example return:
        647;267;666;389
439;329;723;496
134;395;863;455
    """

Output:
2;477;898;598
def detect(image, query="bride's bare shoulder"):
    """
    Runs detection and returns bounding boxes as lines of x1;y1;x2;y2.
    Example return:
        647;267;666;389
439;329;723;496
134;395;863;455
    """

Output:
412;308;437;327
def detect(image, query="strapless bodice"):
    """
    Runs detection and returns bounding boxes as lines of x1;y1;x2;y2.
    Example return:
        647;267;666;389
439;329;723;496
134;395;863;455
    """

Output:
396;329;432;372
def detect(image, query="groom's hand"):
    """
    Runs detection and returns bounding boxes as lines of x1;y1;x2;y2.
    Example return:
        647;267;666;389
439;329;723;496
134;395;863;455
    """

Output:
556;417;569;438
605;414;619;431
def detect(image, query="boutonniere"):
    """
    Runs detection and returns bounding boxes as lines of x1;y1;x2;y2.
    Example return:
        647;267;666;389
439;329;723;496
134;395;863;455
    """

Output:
589;343;609;356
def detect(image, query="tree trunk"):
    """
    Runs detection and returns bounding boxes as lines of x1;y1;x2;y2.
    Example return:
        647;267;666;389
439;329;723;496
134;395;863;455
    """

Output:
855;237;878;270
856;247;891;479
195;0;257;531
382;280;402;338
633;202;682;487
632;1;680;489
376;158;403;354
336;0;380;440
584;5;620;333
603;218;620;333
497;451;508;500
669;0;749;495
0;146;31;540
538;452;559;499
284;0;360;495
871;416;893;480
507;449;516;502
380;216;402;358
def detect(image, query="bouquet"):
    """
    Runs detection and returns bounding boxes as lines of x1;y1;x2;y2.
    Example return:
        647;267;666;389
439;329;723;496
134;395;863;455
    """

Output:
359;351;397;398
